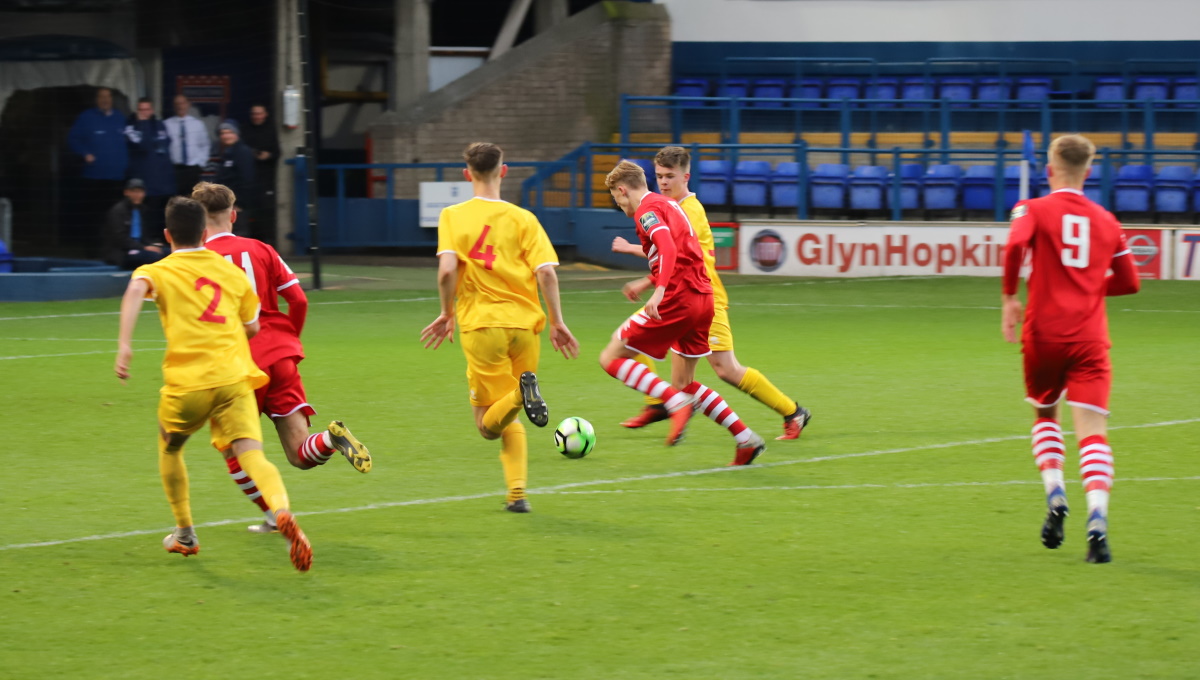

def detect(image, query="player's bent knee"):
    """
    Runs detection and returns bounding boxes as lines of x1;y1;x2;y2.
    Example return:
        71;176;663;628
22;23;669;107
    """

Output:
478;425;501;441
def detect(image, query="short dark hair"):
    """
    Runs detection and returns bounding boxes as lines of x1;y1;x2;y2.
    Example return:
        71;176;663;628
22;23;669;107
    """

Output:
250;103;269;112
463;142;503;177
137;97;153;106
164;197;207;246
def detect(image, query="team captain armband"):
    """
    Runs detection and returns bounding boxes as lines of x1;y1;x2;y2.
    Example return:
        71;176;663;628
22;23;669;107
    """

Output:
638;211;662;234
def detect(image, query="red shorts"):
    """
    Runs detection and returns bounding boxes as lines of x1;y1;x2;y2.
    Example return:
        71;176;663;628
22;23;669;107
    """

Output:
1022;340;1112;415
255;357;317;424
618;290;714;361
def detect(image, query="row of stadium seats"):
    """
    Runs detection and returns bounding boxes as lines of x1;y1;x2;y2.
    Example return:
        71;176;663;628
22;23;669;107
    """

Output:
682;160;1200;213
673;76;1200;109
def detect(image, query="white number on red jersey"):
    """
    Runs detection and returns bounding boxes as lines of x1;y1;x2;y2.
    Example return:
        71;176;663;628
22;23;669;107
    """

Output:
224;252;257;296
1061;215;1090;269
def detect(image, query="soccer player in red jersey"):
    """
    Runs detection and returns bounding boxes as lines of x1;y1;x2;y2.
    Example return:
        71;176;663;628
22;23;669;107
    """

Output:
600;161;766;466
192;182;372;533
1002;135;1140;563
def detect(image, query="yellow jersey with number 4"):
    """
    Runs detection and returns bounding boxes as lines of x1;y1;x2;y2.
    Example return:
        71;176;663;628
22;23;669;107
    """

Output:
679;193;728;312
437;196;559;333
132;248;268;395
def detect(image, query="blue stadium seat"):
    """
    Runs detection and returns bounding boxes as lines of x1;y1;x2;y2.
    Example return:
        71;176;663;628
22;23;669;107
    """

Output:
826;78;862;108
1083;164;1110;205
1094;76;1125;109
810;163;850;210
865;78;899;108
1113;164;1154;212
1194;168;1200;211
751;78;787;108
732;160;773;206
697;160;731;205
787;78;823;109
976;78;1011;109
901;77;932;109
674;78;709;107
922;164;963;210
717;78;750;100
848;165;888;210
1002;164;1025;210
886;164;924;210
960;165;1001;211
770;162;801;208
1172;77;1197;109
938;77;974;108
1153;165;1194;213
1015;78;1053;108
1133;77;1170;108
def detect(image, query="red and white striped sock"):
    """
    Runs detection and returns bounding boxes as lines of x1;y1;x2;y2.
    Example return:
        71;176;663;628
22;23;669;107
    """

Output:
1079;434;1114;519
684;382;754;446
1031;418;1066;497
605;358;690;413
298;431;336;468
225;457;273;521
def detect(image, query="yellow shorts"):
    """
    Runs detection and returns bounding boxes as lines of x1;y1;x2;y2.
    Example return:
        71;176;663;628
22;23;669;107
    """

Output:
708;306;734;352
461;327;540;407
158;381;264;451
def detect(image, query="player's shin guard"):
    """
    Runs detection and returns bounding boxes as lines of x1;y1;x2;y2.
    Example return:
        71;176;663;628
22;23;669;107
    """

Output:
1079;435;1114;521
1031;418;1067;500
737;367;797;418
499;421;527;501
634;354;663;406
158;436;193;528
235;449;290;512
685;382;755;445
483;388;524;435
605;358;690;413
225;457;274;520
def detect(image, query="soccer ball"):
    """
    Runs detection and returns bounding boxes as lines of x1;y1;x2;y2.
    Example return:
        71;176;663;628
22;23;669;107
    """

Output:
553;417;595;459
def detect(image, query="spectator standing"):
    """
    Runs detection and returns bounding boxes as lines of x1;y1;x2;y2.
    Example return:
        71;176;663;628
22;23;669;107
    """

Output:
165;94;211;197
242;104;281;243
68;87;128;256
124;98;176;232
214;120;256;230
103;179;167;269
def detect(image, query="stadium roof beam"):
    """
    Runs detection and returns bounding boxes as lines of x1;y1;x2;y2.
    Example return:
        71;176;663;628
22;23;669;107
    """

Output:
392;0;430;110
490;0;533;62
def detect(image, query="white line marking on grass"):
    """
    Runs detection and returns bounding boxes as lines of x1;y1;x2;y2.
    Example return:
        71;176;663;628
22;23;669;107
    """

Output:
0;337;163;342
0;347;163;361
3;417;1195;553
546;475;1200;495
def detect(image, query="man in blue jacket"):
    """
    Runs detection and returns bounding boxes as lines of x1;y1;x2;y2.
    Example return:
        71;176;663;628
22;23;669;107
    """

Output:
214;120;256;232
125;98;176;233
69;87;128;256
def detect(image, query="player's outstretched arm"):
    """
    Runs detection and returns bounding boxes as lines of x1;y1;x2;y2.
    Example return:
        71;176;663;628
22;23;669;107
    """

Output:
421;252;458;349
612;236;647;258
535;265;579;359
115;277;151;382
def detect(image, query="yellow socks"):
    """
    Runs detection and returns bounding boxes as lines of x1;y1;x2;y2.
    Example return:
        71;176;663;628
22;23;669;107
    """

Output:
635;354;664;406
499;421;527;501
482;388;524;435
738;367;798;417
158;437;193;528
235;449;290;511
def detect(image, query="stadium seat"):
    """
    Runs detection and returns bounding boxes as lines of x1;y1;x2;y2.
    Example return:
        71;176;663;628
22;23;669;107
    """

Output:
1002;164;1026;210
1153;165;1194;213
1093;76;1126;109
1083;164;1111;205
810;163;850;210
886;163;924;210
751;78;787;108
1194;168;1200;211
848;165;888;210
1113;164;1154;212
1132;77;1170;107
697;159;731;205
1172;77;1197;108
826;78;862;108
901;77;932;108
865;78;900;108
770;162;801;208
938;77;974;108
732;160;773;206
922;164;963;210
1015;77;1053;108
717;78;750;100
787;78;823;109
961;165;1001;211
976;78;1011;108
674;78;709;107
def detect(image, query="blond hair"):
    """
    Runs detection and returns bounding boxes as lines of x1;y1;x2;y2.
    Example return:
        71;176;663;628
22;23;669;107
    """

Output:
654;146;691;173
190;182;237;217
463;142;503;177
1048;135;1095;177
605;160;647;190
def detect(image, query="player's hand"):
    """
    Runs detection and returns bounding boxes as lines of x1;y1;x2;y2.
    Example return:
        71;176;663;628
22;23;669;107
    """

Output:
114;346;133;382
644;287;666;321
550;322;579;359
622;277;651;302
1001;295;1024;344
420;313;455;349
612;236;636;254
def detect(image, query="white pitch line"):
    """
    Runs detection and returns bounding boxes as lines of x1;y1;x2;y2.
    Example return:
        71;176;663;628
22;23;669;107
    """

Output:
2;416;1195;553
546;476;1200;495
0;337;163;342
0;347;164;361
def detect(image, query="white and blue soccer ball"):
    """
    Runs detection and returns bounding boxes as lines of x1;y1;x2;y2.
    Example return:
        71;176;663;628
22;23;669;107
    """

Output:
554;417;596;459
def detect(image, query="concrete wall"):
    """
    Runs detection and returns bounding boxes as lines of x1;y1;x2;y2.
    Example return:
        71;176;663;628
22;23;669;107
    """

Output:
369;1;671;201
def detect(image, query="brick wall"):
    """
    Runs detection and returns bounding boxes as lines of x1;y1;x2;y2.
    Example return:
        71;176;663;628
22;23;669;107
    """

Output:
369;1;671;201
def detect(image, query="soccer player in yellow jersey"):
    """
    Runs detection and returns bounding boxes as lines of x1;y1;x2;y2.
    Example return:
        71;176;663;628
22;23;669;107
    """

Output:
422;142;578;513
114;197;313;572
613;146;813;440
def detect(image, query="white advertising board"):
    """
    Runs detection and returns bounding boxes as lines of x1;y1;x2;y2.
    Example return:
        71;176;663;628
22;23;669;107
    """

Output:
1174;229;1200;281
419;182;473;228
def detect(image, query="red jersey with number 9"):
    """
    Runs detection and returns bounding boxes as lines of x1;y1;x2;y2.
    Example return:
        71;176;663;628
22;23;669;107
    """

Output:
436;196;559;333
1004;188;1132;344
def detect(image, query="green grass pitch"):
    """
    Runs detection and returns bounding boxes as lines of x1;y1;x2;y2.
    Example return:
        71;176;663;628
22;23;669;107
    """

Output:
0;266;1197;679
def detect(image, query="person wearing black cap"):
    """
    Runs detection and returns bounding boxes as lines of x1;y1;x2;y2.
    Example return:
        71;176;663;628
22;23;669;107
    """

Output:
103;178;168;269
214;119;256;230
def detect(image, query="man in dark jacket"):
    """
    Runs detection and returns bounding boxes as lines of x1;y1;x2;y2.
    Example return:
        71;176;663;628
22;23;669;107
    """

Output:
68;87;128;256
241;104;281;243
214;119;256;232
103;179;166;269
124;98;176;233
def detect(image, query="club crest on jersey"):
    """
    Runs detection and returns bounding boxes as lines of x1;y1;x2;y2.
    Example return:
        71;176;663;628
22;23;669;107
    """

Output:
638;211;661;232
1010;205;1028;220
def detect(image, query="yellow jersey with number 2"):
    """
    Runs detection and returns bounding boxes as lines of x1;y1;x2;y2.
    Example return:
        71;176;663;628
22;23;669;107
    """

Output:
678;193;729;312
437;196;559;333
132;248;268;395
